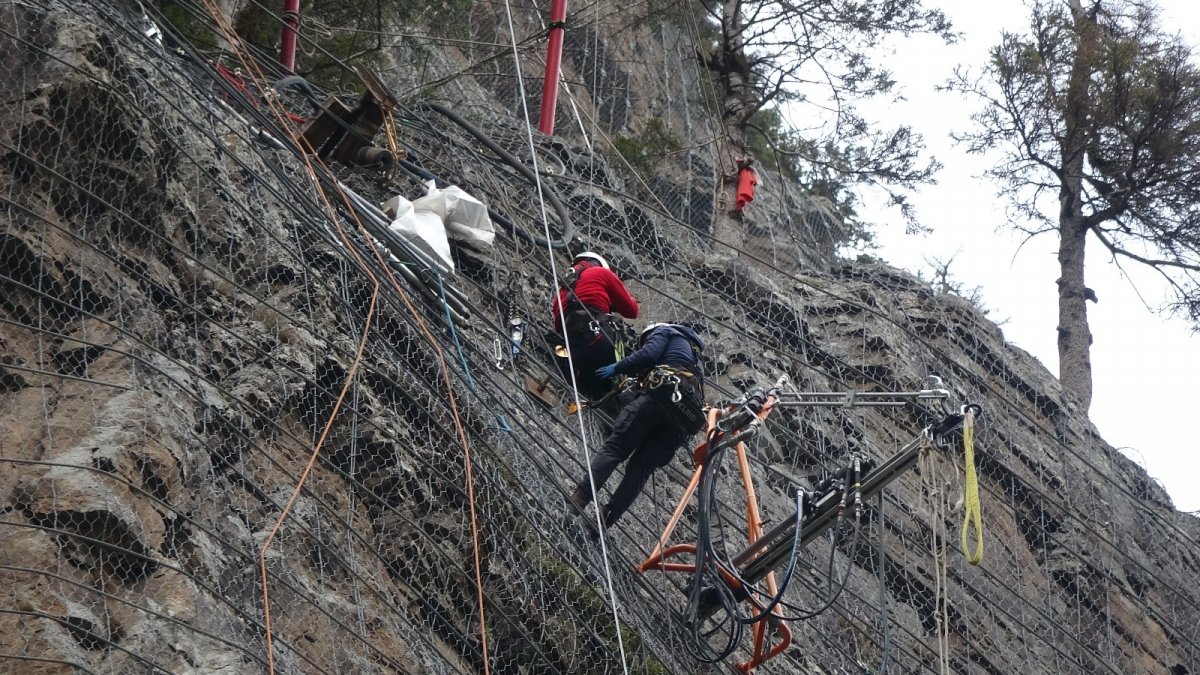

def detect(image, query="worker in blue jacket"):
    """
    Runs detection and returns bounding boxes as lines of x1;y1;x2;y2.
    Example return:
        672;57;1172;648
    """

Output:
567;322;707;536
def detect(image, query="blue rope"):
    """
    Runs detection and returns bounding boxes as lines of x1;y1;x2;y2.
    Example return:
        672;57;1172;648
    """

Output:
492;413;513;433
436;273;512;434
437;272;477;393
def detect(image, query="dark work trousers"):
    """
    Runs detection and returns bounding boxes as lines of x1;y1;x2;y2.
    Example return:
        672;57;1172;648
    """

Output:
575;391;687;527
558;320;618;401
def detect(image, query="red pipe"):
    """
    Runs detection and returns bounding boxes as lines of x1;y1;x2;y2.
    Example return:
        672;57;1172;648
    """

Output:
280;0;300;74
538;0;569;135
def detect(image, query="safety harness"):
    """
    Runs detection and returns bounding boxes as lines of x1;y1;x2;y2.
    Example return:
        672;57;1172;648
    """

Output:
559;261;624;353
637;328;706;433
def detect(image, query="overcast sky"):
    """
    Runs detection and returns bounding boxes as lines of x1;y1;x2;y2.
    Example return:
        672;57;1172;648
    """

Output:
854;0;1200;512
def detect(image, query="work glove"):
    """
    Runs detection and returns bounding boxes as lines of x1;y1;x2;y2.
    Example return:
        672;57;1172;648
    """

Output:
595;363;618;380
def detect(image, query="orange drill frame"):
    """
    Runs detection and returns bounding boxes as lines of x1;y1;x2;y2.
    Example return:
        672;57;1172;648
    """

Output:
637;398;793;672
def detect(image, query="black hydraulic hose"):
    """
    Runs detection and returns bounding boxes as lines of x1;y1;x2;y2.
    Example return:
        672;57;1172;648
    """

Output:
687;442;744;663
732;490;805;625
272;74;322;111
417;101;575;249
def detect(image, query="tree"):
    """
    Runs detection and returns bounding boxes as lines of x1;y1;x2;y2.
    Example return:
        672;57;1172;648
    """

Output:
701;0;953;249
949;0;1200;411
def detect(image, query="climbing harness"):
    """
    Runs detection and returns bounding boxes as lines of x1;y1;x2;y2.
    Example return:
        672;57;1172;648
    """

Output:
639;365;705;433
557;260;623;347
642;365;694;401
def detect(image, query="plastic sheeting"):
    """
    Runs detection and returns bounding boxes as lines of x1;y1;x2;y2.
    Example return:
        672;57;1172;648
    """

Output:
383;181;496;272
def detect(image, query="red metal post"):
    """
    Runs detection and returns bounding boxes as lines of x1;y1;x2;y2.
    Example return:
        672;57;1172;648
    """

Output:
280;0;301;74
538;0;569;135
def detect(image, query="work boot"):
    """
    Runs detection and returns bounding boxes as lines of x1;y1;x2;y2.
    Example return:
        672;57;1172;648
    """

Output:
566;485;591;518
585;505;616;541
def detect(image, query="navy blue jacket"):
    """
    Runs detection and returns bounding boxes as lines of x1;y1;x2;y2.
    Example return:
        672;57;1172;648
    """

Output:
614;324;704;377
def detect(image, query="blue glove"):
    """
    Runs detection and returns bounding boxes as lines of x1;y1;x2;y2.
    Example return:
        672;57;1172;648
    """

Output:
595;363;618;380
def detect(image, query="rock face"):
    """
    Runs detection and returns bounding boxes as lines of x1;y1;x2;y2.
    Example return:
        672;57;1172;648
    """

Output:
1;2;1198;675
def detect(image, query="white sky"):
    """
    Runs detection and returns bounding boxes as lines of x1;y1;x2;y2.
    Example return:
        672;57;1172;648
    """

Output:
855;0;1200;512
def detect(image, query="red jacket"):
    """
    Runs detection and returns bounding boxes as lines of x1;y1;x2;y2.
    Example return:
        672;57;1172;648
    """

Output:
551;263;639;326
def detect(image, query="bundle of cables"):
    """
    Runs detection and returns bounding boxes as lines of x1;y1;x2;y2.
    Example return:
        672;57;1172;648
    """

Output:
681;427;868;664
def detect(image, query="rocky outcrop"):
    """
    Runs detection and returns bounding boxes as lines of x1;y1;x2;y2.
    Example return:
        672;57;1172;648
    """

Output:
1;2;1198;675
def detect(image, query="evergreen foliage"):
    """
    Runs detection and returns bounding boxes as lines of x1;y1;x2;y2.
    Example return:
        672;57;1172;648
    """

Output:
950;0;1200;409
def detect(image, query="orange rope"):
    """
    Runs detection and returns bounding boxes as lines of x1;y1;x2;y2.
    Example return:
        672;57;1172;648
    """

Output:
195;6;380;673
195;7;491;671
350;196;494;675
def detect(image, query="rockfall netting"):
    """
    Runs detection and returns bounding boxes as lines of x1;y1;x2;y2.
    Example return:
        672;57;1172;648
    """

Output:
1;1;1198;674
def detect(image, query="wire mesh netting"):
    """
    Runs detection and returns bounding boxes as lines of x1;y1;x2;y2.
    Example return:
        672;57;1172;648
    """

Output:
1;1;1199;674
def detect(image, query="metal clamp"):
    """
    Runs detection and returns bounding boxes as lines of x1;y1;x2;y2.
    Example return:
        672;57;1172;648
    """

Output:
509;316;525;356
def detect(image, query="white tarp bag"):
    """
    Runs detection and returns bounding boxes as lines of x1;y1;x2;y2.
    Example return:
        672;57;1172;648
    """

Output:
384;192;454;272
413;181;496;250
442;186;495;249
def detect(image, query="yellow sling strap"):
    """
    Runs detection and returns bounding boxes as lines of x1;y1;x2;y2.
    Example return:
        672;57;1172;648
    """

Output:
961;409;984;565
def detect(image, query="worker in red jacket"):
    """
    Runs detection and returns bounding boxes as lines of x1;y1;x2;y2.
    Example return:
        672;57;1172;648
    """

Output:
550;252;639;400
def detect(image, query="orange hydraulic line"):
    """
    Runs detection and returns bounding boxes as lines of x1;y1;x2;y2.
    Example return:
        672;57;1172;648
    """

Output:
322;121;495;675
355;216;494;675
313;100;494;675
191;7;377;673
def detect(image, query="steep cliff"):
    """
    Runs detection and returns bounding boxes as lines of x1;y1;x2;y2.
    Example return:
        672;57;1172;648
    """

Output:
1;2;1198;674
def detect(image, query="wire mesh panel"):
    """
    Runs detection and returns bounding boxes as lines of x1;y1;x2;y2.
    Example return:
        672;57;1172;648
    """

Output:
1;1;1198;675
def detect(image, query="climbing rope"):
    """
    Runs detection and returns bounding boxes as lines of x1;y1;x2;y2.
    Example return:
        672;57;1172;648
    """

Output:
919;436;952;675
498;2;631;673
190;8;379;674
961;409;984;566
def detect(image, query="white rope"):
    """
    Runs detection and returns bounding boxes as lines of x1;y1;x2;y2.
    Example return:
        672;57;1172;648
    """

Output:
920;439;952;675
499;3;630;672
